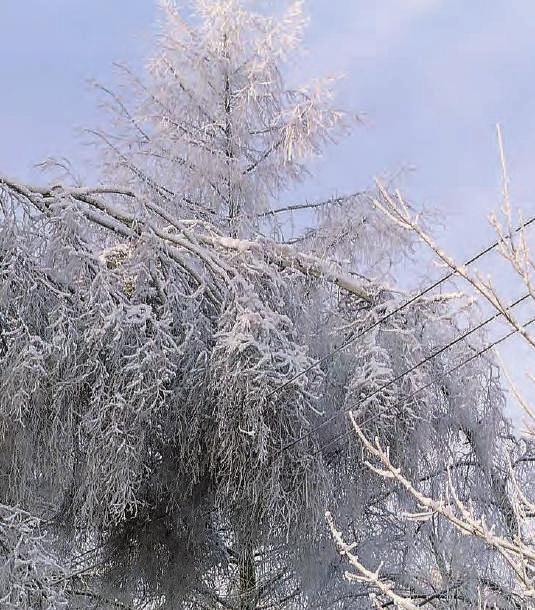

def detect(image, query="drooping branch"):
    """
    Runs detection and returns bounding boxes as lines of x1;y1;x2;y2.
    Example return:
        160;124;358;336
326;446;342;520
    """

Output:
0;176;372;303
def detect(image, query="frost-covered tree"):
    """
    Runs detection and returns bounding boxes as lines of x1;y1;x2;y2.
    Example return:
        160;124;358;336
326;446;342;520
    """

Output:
0;2;522;609
92;0;349;236
0;505;69;609
328;143;535;608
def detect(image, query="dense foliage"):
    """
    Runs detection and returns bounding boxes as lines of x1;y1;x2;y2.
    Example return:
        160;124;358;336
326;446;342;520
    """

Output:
0;2;524;608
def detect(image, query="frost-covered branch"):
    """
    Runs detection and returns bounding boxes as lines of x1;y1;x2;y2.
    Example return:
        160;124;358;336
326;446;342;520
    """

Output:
372;181;535;350
0;504;68;609
327;148;535;606
326;511;419;610
0;2;522;609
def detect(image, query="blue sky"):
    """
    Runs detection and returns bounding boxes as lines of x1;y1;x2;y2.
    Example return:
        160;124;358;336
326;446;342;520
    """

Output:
2;1;534;253
2;0;535;418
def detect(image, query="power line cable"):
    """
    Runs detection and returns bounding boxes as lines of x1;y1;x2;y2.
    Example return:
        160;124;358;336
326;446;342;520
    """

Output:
274;292;531;458
267;215;535;401
314;314;535;459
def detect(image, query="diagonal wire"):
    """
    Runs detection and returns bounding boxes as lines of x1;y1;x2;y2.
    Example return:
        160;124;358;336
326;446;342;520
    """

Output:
313;315;535;459
266;215;535;402
273;292;531;458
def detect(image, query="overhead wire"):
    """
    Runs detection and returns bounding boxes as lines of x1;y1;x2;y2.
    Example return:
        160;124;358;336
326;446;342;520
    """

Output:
273;292;532;458
268;213;535;460
314;314;535;459
266;215;535;402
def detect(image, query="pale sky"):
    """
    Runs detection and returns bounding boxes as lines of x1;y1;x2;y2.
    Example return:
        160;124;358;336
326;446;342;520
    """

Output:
2;1;535;250
2;0;535;420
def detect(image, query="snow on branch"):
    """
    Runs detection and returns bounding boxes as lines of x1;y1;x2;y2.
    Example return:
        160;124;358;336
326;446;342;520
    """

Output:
335;412;535;605
0;176;372;302
0;504;68;609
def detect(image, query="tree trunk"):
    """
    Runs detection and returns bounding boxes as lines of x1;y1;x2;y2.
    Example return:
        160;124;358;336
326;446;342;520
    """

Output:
239;543;256;610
